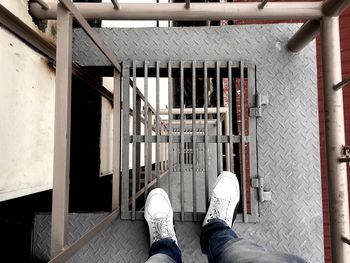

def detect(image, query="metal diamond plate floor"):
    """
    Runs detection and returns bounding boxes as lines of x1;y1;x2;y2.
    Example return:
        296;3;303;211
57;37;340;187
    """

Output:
32;24;323;262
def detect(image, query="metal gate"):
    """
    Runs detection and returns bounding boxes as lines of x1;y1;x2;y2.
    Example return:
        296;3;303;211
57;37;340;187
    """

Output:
121;60;259;222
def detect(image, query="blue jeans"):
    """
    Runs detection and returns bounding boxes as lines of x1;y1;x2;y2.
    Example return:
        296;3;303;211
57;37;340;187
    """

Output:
146;219;307;263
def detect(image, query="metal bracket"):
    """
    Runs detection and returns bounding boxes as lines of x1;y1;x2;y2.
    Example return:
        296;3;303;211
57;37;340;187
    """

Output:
339;145;350;166
251;177;272;202
249;93;269;117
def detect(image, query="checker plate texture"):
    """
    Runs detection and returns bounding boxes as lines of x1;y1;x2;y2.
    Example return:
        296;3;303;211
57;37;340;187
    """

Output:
32;24;323;262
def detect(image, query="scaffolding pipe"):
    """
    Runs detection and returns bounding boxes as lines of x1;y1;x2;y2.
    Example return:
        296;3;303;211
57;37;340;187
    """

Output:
288;0;350;53
321;16;350;263
29;2;322;20
323;0;350;16
287;20;320;52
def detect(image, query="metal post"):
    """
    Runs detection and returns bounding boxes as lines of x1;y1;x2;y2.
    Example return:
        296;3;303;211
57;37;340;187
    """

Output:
112;69;121;211
321;16;350;263
51;3;72;257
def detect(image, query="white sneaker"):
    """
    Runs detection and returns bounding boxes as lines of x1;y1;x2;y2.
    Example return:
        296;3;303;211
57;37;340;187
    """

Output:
144;188;178;246
203;171;240;227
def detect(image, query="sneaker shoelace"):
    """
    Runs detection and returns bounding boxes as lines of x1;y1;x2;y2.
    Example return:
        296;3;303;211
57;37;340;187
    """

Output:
207;197;231;223
151;217;173;242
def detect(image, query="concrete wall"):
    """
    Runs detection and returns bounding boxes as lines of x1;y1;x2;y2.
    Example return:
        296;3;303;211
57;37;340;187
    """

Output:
0;0;57;201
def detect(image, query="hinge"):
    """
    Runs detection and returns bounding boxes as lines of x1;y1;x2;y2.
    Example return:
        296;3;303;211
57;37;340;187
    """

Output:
249;93;269;117
251;177;272;202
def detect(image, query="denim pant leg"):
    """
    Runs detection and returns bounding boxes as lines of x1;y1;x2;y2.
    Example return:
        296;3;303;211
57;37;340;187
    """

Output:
146;239;182;263
200;219;307;263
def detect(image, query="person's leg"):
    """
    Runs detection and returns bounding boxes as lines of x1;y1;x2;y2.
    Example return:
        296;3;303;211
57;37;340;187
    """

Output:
144;188;182;263
200;171;307;263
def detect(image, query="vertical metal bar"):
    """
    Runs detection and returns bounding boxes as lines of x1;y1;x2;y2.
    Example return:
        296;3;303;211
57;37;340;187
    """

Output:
248;65;258;220
121;64;130;220
131;61;137;220
160;125;163;173
321;16;350;262
240;61;247;223
136;95;141;192
204;61;209;208
216;61;222;174
156;61;160;186
192;61;197;220
51;4;72;258
147;110;153;181
228;61;234;172
168;62;173;200
144;61;149;201
180;61;185;221
112;69;121;211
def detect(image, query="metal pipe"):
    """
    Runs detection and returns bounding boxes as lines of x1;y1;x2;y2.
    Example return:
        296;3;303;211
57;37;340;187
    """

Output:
258;0;269;10
287;20;320;53
321;16;350;262
111;0;120;10
185;0;190;9
30;2;322;21
323;0;350;16
33;0;49;10
288;0;350;53
334;75;350;91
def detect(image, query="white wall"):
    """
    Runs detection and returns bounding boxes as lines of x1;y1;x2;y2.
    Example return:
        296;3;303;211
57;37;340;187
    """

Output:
0;0;57;201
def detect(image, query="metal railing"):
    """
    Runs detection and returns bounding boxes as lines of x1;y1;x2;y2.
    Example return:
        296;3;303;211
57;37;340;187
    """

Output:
49;0;123;261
